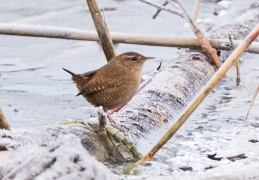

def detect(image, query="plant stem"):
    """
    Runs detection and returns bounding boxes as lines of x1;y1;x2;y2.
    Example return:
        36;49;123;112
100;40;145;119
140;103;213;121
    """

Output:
135;23;259;164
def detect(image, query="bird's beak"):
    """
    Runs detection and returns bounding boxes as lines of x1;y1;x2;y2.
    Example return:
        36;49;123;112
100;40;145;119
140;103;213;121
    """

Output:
144;57;155;60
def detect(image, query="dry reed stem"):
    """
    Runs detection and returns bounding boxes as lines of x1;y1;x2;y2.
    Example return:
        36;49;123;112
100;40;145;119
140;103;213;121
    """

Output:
228;33;241;85
243;84;259;126
86;0;116;62
136;23;259;164
0;24;259;54
141;0;222;68
172;0;222;68
192;0;201;21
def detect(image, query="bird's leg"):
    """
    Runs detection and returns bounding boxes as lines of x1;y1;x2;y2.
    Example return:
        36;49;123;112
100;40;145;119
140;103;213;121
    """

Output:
107;114;117;124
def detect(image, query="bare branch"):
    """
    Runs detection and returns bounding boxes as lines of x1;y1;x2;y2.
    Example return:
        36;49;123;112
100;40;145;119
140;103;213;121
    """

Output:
171;0;222;68
141;0;222;68
86;0;116;62
243;84;259;126
228;33;241;85
152;1;168;19
139;0;184;18
167;0;181;10
192;0;201;21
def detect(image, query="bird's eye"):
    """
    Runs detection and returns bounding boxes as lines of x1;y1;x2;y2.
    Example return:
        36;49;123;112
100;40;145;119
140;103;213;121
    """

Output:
132;56;137;61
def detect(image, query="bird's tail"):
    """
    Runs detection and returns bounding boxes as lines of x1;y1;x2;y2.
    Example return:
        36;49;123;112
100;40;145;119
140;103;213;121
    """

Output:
63;67;82;84
63;68;88;96
62;68;77;76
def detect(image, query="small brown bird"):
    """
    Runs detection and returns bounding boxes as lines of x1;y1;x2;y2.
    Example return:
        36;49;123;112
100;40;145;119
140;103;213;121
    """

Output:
63;52;154;123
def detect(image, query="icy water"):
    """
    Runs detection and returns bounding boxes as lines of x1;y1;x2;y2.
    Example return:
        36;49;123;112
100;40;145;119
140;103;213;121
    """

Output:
0;0;259;179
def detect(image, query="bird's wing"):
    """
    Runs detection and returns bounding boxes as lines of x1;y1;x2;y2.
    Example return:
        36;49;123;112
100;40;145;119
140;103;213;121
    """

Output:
81;69;99;78
63;68;99;90
74;70;99;90
76;75;124;96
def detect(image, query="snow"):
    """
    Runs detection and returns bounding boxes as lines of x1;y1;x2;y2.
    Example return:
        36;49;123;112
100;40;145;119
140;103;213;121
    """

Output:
0;135;117;179
218;1;232;9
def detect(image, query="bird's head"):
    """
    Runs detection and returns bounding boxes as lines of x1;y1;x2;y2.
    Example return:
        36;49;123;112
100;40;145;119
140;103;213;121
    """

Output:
115;52;154;70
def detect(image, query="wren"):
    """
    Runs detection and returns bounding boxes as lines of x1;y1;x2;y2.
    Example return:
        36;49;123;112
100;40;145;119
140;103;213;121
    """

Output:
63;52;154;123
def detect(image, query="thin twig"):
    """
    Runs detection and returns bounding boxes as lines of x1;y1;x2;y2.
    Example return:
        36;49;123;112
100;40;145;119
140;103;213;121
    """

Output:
192;0;201;21
153;1;168;19
135;23;259;164
172;0;222;68
243;84;259;126
166;0;181;10
141;0;222;68
140;0;184;18
228;33;241;85
100;0;106;23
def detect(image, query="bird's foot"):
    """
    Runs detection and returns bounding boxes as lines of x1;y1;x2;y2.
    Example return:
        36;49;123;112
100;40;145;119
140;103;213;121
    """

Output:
107;114;117;124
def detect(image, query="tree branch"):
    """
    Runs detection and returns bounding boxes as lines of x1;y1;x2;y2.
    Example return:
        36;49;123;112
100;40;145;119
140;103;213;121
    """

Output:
192;0;201;21
172;0;222;68
152;1;168;19
139;0;184;18
140;0;222;68
86;0;116;62
243;84;259;126
228;33;241;85
0;24;258;54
